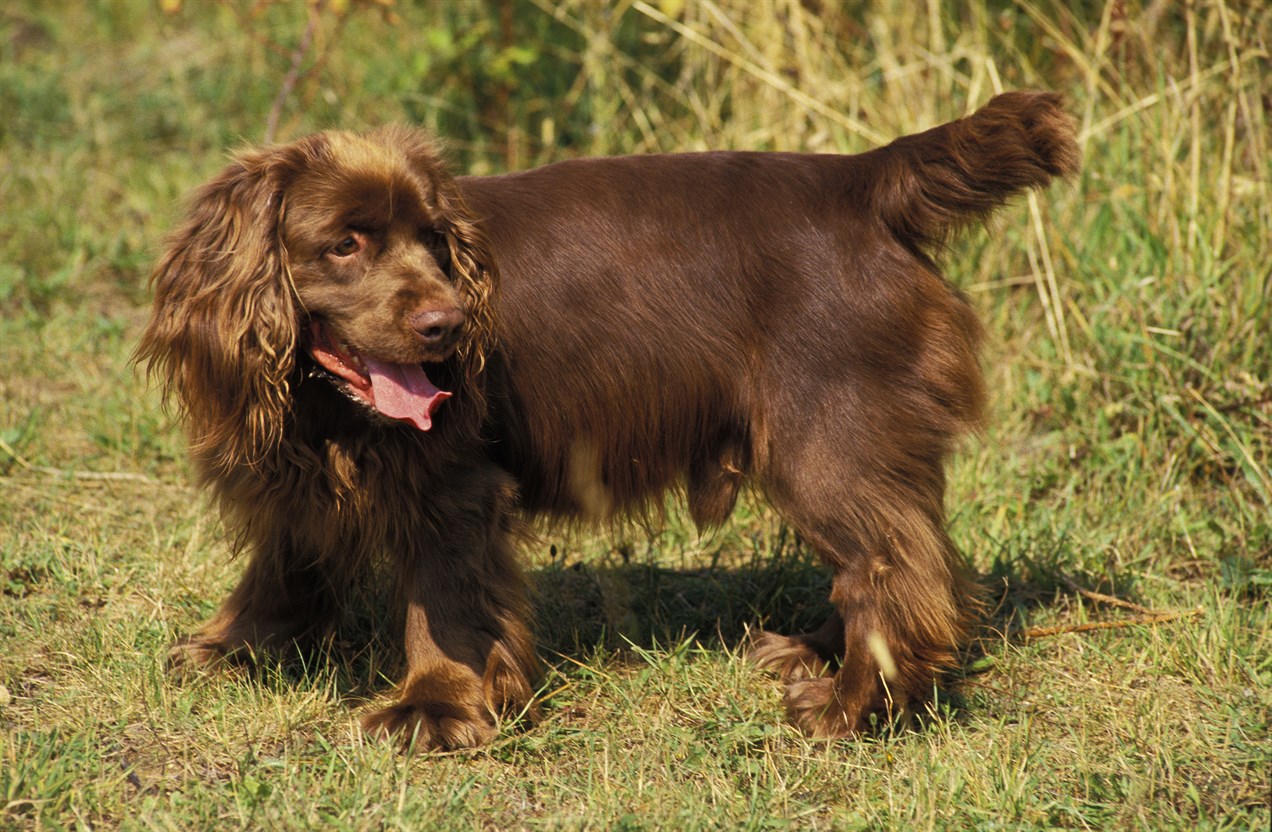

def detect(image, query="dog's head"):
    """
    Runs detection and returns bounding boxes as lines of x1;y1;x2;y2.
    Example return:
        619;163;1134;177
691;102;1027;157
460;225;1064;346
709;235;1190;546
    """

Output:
137;126;494;474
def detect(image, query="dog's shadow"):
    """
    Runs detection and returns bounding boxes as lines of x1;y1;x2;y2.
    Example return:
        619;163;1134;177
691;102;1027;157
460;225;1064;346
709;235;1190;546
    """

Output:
530;534;833;659
292;523;833;698
267;519;1141;730
530;522;1127;661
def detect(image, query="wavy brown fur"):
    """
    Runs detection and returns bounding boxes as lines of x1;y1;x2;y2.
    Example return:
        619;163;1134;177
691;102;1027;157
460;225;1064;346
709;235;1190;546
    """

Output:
138;92;1077;748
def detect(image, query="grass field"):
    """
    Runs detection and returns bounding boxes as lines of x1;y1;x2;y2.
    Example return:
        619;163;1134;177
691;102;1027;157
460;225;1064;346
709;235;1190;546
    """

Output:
1;0;1268;829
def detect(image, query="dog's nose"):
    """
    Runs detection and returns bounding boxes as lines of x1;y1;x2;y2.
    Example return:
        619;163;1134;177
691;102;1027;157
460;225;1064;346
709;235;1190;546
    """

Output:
411;307;464;347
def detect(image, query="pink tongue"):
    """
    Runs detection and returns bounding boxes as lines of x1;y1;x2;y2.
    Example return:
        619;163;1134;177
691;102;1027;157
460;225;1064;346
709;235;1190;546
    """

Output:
362;356;452;431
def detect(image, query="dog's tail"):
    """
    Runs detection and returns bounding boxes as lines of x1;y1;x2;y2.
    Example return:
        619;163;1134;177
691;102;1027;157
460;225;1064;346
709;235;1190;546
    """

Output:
868;91;1079;253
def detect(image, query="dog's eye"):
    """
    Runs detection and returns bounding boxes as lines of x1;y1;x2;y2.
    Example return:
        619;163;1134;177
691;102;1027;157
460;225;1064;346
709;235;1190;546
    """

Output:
330;235;362;258
422;230;452;272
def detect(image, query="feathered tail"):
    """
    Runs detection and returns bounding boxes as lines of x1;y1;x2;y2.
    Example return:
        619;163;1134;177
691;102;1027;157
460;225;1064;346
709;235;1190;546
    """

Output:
869;91;1080;252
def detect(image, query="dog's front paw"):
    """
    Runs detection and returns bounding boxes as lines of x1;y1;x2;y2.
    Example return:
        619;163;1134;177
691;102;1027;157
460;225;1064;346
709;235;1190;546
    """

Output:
361;699;497;751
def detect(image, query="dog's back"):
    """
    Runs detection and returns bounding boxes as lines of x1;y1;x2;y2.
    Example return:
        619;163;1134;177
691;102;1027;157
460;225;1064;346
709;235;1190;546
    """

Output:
458;92;1078;527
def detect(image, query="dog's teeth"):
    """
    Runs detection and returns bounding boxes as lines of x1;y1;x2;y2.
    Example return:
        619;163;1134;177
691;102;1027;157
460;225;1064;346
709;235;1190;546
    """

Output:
337;339;363;370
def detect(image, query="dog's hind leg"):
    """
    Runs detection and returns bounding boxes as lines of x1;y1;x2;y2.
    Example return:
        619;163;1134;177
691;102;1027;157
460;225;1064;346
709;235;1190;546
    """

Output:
752;393;979;737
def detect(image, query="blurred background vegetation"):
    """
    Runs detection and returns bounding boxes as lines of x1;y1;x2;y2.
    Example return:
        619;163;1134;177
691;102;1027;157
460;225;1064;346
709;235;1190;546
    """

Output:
0;1;1268;828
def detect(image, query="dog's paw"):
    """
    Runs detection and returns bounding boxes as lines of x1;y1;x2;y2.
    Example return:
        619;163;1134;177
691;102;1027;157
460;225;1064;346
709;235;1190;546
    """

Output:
782;677;863;739
750;630;834;681
165;636;238;681
361;700;497;751
782;671;908;739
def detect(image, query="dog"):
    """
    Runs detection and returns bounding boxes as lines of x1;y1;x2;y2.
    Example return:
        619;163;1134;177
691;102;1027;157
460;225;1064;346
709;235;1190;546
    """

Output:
138;92;1078;749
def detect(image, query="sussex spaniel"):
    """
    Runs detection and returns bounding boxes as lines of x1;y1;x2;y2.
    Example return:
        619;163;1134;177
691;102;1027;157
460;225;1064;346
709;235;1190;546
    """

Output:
138;92;1078;749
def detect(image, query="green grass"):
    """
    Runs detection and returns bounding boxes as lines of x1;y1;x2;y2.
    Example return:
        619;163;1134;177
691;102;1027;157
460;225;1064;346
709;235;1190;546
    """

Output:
1;0;1268;829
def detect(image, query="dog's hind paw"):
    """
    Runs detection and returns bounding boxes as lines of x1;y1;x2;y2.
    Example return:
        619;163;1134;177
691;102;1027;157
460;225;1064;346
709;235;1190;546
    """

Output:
361;699;497;752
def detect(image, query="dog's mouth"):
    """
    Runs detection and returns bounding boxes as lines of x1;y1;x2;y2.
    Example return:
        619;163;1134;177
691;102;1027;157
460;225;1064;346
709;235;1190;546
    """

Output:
305;319;451;431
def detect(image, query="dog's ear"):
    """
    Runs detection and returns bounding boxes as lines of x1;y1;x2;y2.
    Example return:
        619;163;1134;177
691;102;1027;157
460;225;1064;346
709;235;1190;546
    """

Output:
375;125;497;424
136;141;314;477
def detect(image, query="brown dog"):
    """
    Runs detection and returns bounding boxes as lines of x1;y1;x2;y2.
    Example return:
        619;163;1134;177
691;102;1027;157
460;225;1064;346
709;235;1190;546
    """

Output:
138;92;1077;749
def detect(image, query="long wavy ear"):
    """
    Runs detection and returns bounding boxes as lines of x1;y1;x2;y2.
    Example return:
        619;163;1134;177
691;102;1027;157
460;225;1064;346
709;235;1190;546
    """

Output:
375;125;498;430
136;145;308;478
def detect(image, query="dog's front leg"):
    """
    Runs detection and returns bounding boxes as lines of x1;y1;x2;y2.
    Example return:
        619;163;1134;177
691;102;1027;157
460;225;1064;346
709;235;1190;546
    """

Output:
167;530;344;676
361;469;539;751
